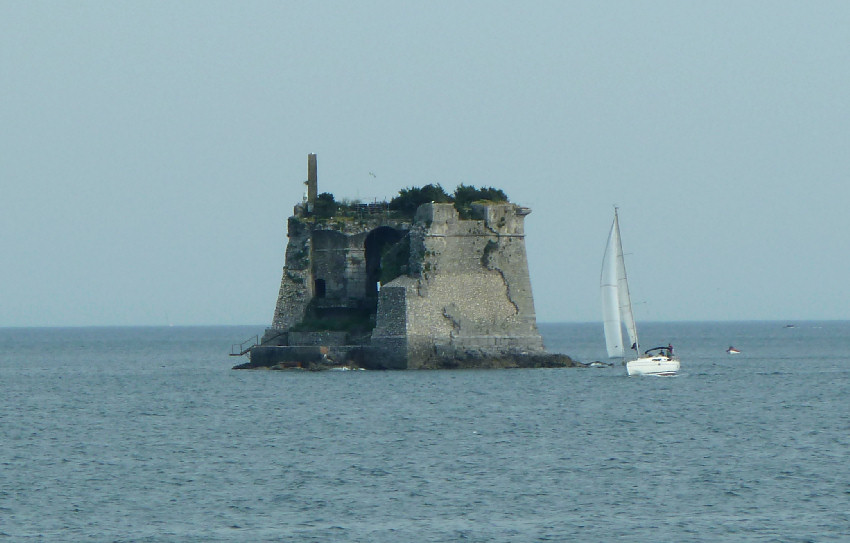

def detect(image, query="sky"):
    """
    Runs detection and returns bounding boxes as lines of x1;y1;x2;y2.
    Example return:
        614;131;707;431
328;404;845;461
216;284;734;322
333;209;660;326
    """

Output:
2;1;849;326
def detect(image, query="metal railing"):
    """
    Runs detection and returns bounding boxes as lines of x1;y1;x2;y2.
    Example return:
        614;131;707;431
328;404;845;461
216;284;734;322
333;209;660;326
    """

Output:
230;335;259;356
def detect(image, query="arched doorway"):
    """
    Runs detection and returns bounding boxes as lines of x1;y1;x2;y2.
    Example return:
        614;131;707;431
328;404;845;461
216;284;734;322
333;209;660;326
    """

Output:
364;227;405;298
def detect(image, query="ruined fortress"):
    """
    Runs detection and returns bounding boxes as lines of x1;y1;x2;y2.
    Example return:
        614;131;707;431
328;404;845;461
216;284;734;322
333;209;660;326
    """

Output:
237;154;573;370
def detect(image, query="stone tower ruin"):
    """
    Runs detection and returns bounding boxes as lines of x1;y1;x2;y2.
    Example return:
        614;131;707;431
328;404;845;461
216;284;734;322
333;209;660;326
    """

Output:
242;155;569;370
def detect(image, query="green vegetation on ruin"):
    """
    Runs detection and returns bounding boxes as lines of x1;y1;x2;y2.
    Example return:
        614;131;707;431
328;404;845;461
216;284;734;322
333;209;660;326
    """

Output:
389;184;509;219
379;234;411;285
305;184;509;222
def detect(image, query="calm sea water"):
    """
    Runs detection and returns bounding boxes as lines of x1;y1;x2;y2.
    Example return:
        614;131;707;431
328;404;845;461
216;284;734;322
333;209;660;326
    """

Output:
2;322;848;542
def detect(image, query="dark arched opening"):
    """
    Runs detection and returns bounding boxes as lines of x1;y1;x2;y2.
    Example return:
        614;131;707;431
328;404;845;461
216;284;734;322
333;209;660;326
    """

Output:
314;278;326;298
364;226;404;298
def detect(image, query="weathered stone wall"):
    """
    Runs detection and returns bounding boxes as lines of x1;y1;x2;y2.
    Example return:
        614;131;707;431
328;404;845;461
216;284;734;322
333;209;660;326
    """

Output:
344;232;369;299
270;217;312;334
268;214;410;341
369;278;413;369
288;331;348;346
311;230;349;299
370;203;545;368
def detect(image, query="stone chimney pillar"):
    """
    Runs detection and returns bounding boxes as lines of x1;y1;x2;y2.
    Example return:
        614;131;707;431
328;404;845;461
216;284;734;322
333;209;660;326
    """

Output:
307;153;318;207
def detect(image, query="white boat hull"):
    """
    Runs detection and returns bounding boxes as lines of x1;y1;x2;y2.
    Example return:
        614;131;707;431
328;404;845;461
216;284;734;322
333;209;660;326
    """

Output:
626;356;680;376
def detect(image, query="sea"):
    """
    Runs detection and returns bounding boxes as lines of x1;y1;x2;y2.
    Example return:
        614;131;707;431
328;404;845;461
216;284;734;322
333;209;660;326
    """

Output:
1;321;848;542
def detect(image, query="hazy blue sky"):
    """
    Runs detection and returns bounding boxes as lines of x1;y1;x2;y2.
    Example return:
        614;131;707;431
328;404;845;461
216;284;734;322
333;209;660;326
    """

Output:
2;1;849;326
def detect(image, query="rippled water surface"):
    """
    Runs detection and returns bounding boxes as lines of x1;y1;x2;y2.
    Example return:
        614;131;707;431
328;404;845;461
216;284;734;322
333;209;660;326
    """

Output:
2;322;849;542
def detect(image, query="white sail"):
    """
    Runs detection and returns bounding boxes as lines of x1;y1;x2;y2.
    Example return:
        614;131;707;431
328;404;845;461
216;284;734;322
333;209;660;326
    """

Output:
601;213;624;357
600;209;639;358
614;213;639;354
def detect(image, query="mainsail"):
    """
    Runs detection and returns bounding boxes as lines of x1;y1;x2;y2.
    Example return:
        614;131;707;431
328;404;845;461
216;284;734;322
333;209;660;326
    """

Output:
600;209;639;358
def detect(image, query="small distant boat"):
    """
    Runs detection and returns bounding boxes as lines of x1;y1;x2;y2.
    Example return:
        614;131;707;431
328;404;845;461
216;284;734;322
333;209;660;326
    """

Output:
726;346;741;354
600;208;680;377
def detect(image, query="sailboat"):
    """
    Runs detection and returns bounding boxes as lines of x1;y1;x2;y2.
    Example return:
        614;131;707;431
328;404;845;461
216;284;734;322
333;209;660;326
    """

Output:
601;208;680;376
